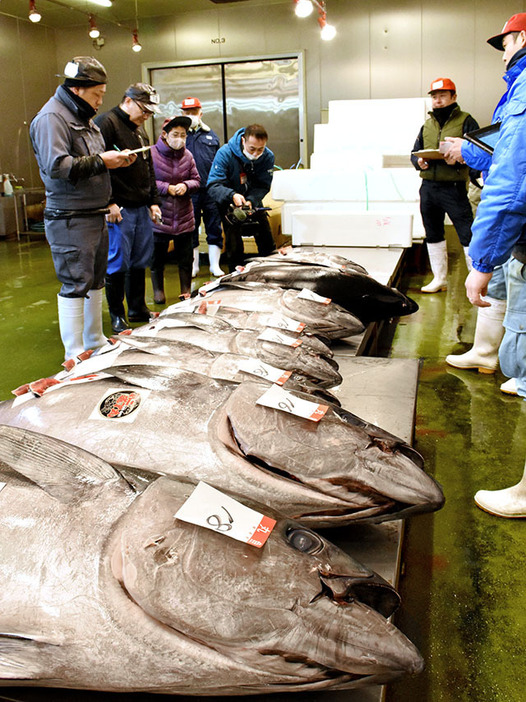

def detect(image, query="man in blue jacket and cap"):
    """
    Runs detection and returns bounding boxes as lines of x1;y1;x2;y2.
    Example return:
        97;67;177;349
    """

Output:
445;13;526;397
444;13;526;516
207;124;275;271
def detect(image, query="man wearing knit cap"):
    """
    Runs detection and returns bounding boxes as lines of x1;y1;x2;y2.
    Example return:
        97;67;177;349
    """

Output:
95;83;162;332
30;56;136;360
180;97;223;279
411;78;480;293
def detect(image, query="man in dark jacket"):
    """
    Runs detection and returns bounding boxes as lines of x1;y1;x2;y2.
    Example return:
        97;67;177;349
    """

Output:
180;97;223;277
207;124;275;271
411;78;479;293
95;83;162;332
30;56;135;359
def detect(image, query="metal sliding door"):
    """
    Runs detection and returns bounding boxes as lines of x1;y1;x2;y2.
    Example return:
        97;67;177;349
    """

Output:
148;56;301;170
149;63;224;144
224;58;300;170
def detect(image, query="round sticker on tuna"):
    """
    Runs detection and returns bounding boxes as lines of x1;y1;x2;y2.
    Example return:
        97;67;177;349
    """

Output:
98;391;142;419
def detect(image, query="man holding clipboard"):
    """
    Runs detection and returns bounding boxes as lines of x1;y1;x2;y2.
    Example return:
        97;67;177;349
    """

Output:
95;83;162;332
444;14;526;400
411;78;479;293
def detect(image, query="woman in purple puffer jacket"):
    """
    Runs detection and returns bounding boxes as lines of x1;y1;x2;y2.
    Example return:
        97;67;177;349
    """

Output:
150;115;200;303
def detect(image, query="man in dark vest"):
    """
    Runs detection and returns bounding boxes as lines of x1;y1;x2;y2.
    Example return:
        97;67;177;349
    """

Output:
411;78;479;293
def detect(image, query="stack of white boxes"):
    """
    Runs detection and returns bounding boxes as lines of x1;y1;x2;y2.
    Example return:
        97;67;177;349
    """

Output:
272;97;432;248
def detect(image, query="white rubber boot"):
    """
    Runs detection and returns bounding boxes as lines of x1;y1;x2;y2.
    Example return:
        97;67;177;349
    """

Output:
192;247;200;278
83;288;108;351
474;459;526;517
445;297;506;373
421;240;448;293
501;377;519;395
463;246;472;272
208;244;225;277
57;294;84;360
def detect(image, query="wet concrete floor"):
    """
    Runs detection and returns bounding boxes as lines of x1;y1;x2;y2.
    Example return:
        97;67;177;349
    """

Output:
0;232;525;702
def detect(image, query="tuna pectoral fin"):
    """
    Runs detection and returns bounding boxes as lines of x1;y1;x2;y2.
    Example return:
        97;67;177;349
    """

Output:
0;633;60;680
0;425;122;502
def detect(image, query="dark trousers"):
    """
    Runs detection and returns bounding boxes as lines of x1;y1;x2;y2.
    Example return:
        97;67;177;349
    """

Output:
151;231;193;295
191;189;223;248
419;180;473;247
45;214;108;297
222;211;275;271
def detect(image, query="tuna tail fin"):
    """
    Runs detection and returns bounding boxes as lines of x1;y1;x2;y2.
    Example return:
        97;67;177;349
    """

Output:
0;424;122;502
0;632;61;681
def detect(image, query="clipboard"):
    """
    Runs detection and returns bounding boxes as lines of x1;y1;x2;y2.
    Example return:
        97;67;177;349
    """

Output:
412;149;446;161
463;123;501;155
125;145;153;155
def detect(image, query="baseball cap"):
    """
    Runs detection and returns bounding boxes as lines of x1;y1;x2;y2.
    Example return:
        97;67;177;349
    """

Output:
162;115;192;132
62;57;107;85
181;97;202;110
487;13;526;50
125;83;161;113
428;77;456;94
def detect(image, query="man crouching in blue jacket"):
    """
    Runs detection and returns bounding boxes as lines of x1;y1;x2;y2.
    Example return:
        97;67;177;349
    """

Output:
445;13;526;400
207;124;275;271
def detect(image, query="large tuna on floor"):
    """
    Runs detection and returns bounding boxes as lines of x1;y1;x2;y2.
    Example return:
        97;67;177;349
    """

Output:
217;261;419;324
115;328;342;389
0;368;444;526
253;246;370;274
169;282;365;339
0;425;424;694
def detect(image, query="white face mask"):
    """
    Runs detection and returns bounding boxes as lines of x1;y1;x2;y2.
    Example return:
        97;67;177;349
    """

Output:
167;135;186;151
190;115;201;129
243;148;261;161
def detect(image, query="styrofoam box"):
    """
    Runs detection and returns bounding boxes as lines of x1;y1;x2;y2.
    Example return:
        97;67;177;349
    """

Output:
281;202;425;241
291;210;413;248
325;97;431;155
271;168;421;203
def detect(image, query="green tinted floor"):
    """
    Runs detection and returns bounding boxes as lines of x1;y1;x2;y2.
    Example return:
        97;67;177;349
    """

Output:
1;233;525;702
388;234;526;702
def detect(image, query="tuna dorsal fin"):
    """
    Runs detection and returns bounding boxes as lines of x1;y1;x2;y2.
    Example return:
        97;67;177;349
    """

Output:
0;632;61;680
0;425;120;501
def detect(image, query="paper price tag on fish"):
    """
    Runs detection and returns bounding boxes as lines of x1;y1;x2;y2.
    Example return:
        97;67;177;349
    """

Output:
266;315;306;333
175;481;276;548
0;482;6;493
257;328;303;348
198;300;221;316
298;288;331;305
239;358;292;385
199;280;221;296
256;384;329;422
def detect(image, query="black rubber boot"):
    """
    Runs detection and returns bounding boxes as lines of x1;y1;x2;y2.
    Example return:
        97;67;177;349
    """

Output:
150;268;166;305
105;272;130;333
126;268;151;322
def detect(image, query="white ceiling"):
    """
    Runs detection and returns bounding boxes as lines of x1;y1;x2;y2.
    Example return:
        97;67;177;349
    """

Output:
0;0;289;30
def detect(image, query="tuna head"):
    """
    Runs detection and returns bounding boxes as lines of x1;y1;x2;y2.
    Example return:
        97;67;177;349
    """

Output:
218;380;445;526
111;477;423;692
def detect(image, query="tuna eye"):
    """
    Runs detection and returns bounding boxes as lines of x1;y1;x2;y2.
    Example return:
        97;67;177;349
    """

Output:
286;528;323;554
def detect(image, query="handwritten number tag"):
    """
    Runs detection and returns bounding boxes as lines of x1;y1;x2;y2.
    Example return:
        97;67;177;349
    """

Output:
175;482;276;548
256;384;329;422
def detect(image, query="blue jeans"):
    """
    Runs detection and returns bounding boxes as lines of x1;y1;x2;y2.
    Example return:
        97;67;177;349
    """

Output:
486;261;508;300
107;206;154;274
499;257;526;398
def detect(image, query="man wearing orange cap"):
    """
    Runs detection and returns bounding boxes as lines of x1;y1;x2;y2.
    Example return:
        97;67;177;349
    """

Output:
180;97;223;278
443;13;526;402
411;78;479;293
443;13;526;517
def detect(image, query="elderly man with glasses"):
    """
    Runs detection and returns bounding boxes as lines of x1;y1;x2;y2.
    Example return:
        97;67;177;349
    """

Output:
95;83;162;332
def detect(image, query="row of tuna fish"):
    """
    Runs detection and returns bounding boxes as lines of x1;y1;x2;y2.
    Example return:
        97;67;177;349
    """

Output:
0;249;441;697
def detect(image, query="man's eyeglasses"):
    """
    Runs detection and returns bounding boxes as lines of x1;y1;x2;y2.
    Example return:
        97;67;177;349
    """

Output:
134;101;153;115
